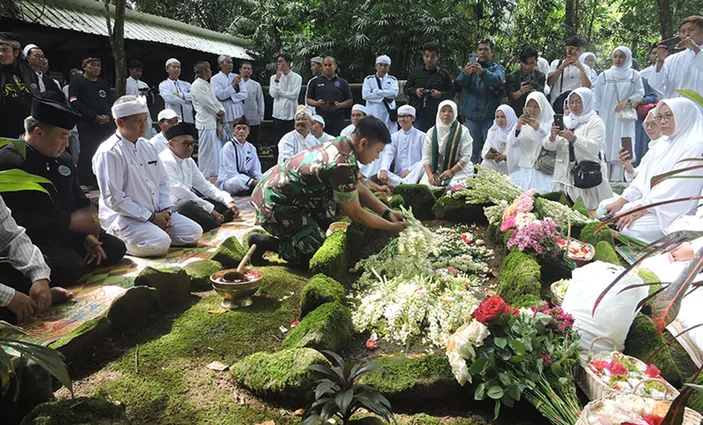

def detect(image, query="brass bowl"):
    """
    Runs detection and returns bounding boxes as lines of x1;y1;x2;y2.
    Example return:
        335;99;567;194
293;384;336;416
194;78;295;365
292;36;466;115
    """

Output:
210;268;263;309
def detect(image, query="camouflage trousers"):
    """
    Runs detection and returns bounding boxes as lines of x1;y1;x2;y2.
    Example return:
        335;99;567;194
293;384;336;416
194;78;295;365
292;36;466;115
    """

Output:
259;207;333;264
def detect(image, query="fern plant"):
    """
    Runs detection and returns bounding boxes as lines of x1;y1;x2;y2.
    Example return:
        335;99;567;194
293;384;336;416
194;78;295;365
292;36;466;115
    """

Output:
302;351;395;425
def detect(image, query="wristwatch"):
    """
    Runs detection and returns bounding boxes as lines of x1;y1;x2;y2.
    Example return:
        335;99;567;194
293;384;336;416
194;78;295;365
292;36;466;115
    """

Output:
382;208;392;220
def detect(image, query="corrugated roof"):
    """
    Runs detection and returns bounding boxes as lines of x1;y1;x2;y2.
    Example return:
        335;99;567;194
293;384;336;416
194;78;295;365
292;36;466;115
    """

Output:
10;0;252;59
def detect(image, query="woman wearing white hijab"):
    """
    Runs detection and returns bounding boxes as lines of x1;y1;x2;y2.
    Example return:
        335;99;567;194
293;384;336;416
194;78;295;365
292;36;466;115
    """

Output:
421;100;473;186
602;98;703;243
579;52;600;88
480;105;518;175
594;46;645;182
544;88;613;210
507;91;554;193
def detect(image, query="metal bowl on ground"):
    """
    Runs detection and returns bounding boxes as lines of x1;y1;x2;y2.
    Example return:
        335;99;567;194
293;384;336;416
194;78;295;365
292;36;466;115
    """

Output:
210;268;263;309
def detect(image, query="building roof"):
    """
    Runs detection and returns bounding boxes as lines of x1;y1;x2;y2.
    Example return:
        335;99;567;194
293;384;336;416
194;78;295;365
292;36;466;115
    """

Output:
7;0;252;59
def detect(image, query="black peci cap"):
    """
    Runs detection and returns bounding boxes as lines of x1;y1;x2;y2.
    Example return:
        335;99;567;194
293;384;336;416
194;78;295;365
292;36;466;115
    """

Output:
165;122;196;140
31;96;82;130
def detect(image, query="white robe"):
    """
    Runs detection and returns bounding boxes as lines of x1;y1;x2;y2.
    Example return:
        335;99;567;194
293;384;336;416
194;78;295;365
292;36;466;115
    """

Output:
191;78;225;178
594;69;645;182
362;73;399;133
126;76;155;138
149;132;168;154
277;130;320;164
340;124;355;137
211;71;247;141
216;140;263;194
420;124;474;186
542;115;613;210
380;127;426;186
507;124;553;194
269;71;302;121
159;148;234;212
649;45;703;111
243;79;265;126
480;127;509;175
316;132;335;144
158;78;194;123
92;132;202;257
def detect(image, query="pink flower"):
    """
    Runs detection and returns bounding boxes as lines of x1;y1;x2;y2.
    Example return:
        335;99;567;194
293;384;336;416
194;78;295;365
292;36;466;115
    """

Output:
589;360;607;374
645;364;661;378
366;338;379;350
500;214;516;232
541;354;552;367
290;321;300;328
461;233;473;244
447;267;460;276
606;361;627;376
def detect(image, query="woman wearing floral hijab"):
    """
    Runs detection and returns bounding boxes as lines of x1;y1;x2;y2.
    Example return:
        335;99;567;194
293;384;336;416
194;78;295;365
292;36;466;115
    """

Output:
544;88;613;210
594;46;645;182
421;100;473;186
480;105;518;175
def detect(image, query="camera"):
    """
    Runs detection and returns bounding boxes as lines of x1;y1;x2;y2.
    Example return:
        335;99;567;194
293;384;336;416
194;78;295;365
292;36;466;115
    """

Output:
420;88;432;96
421;88;432;108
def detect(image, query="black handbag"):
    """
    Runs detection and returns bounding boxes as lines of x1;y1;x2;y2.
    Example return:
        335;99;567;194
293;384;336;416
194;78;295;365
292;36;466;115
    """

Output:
375;76;398;122
568;140;602;189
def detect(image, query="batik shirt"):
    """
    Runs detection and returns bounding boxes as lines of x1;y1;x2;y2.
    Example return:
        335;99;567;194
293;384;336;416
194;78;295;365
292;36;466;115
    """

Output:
251;137;359;224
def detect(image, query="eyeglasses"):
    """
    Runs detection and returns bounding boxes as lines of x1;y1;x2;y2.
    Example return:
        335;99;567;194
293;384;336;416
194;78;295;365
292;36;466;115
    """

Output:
568;99;583;106
655;113;674;122
398;114;413;119
643;122;658;129
178;140;195;148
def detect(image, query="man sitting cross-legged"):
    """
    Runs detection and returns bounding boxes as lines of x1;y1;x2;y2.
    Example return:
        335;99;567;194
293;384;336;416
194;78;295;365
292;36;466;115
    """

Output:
217;116;263;197
160;122;240;232
0;97;126;285
149;108;180;154
377;105;426;188
93;95;203;257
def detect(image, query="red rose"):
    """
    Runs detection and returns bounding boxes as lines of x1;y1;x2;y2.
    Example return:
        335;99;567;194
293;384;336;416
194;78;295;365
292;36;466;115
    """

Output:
473;296;509;324
644;416;664;425
606;361;627;376
645;364;661;379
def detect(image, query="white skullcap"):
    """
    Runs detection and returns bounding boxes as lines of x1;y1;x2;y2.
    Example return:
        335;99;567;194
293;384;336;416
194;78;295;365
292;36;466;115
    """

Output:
158;109;179;121
295;105;314;120
218;54;232;64
22;44;39;58
397;104;416;117
165;58;180;67
312;114;325;127
375;55;391;65
352;104;368;115
112;96;149;119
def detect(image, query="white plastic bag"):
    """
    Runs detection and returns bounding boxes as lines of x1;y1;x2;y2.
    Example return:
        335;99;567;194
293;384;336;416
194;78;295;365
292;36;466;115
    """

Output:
562;260;647;352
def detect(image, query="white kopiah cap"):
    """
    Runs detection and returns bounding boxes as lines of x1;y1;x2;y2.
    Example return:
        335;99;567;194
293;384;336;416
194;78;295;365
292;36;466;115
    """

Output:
22;44;39;58
375;55;391;65
397;105;416;117
165;58;180;67
158;109;179;121
352;104;368;115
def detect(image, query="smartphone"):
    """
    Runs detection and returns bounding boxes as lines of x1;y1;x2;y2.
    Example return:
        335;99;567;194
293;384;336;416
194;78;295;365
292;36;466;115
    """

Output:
553;114;564;130
523;106;533;117
621;137;633;156
660;36;683;53
468;53;478;64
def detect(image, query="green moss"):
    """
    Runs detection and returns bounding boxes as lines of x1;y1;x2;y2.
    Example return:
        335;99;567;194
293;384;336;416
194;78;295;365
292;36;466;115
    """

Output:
624;314;681;385
502;228;515;246
668;336;699;384
393;184;436;220
281;301;354;352
359;354;454;394
572;198;590;217
399;414;489;425
595;241;622;266
49;316;110;351
432;195;487;223
346;221;368;259
539;251;576;284
579;221;615;247
242;228;270;247
183;260;223;288
511;294;546;309
497;248;542;305
389;194;406;209
230;348;329;396
309;230;348;280
134;266;191;307
211;236;248;268
20;397;128;425
540;191;573;206
300;274;345;318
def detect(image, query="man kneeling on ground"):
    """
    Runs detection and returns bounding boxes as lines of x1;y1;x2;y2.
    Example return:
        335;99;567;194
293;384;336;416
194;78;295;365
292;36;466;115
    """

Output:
160;122;240;232
216;116;263;196
248;116;408;266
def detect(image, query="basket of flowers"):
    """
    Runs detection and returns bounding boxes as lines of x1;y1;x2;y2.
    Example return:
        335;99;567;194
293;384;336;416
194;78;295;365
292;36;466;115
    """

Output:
576;391;703;425
550;279;570;306
555;236;595;266
576;337;679;402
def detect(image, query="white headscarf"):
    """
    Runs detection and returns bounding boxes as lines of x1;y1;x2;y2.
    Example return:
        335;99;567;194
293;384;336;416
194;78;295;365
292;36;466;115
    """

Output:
579;52;595;66
490;104;518;140
564;88;597;130
608;46;633;79
524;91;554;129
435;100;459;141
658;98;703;145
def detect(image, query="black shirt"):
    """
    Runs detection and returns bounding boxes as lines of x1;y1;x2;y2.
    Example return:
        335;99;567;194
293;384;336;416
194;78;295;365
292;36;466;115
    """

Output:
68;76;112;128
0;141;92;245
403;65;455;119
504;68;546;114
306;75;352;124
0;63;33;138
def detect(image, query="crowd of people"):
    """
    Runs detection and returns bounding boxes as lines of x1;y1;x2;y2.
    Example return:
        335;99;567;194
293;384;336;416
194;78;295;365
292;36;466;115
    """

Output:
0;14;702;323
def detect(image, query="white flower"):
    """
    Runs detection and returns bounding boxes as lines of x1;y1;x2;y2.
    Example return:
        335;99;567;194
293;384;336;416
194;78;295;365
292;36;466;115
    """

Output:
452;326;477;360
446;349;471;386
515;212;536;228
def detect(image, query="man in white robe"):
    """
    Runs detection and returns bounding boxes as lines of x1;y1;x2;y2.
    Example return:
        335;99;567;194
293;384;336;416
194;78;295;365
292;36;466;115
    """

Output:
160;122;240;232
149;109;179;154
362;55;398;133
277;106;320;163
158;58;194;123
650;16;703;110
92;95;203;257
191;61;225;179
217;117;263;196
340;104;367;137
125;60;155;138
241;61;265;146
311;114;334;144
211;55;247;142
377;105;425;187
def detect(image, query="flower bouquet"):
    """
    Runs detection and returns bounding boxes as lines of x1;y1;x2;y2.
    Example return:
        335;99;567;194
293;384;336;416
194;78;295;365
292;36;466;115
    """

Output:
550;279;570;306
446;296;582;425
556;236;595;266
577;392;702;425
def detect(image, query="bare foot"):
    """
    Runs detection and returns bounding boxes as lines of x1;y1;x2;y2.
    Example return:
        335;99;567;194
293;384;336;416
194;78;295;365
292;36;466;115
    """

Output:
50;287;74;304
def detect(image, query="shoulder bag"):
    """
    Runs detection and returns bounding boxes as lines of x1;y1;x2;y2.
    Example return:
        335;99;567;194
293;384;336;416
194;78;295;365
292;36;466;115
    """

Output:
375;76;397;122
536;146;557;175
569;138;602;189
612;71;637;122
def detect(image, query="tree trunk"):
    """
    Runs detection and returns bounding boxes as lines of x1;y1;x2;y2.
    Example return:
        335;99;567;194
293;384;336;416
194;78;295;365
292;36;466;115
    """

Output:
657;0;674;39
104;0;127;97
565;0;576;36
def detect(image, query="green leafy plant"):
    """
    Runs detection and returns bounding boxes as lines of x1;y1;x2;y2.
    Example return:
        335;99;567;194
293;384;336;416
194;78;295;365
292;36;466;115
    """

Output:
302;351;395;425
0;321;72;400
0;138;53;196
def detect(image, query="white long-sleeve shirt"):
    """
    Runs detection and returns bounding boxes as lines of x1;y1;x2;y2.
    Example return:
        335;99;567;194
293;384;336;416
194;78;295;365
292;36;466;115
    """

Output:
216;140;262;193
649;45;703;110
210;71;247;123
277;130;321;163
149;132;168;154
269;71;302;120
317;132;335;144
159;78;194;123
548;60;594;99
243;78;265;126
159;148;233;212
362;73;398;129
381;127;425;174
191;78;224;130
93;131;174;231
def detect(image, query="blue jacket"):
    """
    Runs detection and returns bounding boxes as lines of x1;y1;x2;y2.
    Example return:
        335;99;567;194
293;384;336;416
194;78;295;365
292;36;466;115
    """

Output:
455;61;505;121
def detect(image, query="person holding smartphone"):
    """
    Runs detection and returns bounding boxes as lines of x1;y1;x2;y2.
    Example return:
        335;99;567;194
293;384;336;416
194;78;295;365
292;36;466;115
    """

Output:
505;46;546;115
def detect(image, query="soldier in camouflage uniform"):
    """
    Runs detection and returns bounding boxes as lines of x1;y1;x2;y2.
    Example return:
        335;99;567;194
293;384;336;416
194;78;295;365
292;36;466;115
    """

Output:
249;117;408;265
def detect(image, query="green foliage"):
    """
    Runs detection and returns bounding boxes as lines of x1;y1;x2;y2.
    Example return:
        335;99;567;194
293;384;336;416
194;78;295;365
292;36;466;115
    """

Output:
302;350;395;425
578;221;615;247
20;397;127;425
211;236;248;268
624;314;681;385
572;199;590;217
511;294;547;309
393;185;436;221
594;240;622;266
309;230;348;280
183;260;223;288
388;195;405;210
301;274;346;318
359;354;453;395
282;301;354;352
0;169;53;196
687;370;703;415
497;248;542;305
